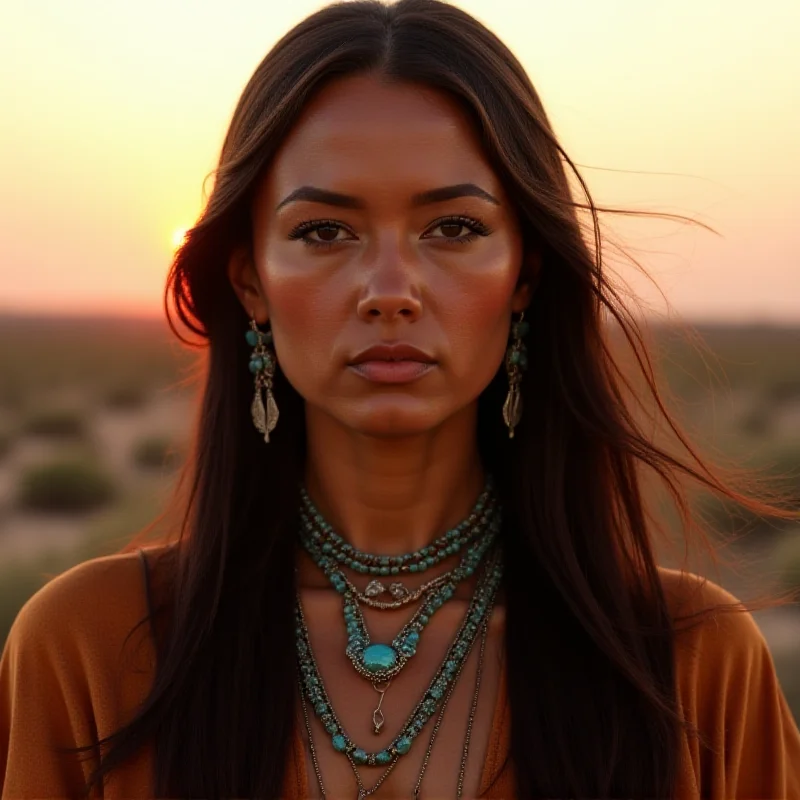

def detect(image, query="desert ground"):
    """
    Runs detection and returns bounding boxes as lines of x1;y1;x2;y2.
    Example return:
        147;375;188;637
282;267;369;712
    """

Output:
0;314;798;717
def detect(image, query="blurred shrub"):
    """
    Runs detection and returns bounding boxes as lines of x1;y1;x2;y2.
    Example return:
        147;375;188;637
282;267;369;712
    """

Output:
762;446;800;500
0;430;12;461
132;435;182;471
766;377;800;406
698;441;800;544
697;493;785;542
17;458;116;513
0;316;196;401
774;649;800;725
738;403;772;436
103;384;148;411
80;492;169;558
0;387;24;411
773;533;800;594
23;408;86;439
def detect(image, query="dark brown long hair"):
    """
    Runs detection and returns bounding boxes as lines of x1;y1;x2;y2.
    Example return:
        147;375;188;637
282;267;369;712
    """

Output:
70;1;795;796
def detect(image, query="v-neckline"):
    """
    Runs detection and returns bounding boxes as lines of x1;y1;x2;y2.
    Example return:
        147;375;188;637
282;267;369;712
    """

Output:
290;652;509;797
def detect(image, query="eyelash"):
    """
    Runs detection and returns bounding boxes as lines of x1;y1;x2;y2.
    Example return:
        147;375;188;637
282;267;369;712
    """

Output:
287;215;492;249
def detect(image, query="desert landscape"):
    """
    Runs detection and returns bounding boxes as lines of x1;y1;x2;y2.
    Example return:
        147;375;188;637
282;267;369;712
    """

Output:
0;313;798;719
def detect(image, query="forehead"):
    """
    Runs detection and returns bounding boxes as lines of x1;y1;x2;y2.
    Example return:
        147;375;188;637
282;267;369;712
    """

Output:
264;74;500;201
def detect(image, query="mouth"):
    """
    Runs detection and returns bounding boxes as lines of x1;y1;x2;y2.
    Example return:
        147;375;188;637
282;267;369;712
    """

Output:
347;343;437;384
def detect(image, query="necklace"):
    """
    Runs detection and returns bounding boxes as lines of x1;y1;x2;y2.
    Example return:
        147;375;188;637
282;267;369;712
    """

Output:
347;571;453;610
299;476;496;577
299;610;491;799
301;514;499;731
339;529;497;685
296;550;502;768
300;496;500;680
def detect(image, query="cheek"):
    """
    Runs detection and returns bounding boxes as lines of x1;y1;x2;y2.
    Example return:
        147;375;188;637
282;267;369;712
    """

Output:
436;247;522;367
259;265;340;378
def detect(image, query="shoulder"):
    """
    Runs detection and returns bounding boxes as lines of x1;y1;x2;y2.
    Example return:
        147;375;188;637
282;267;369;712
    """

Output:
657;567;782;738
657;565;740;612
4;544;174;666
657;566;769;672
657;566;764;646
656;569;800;794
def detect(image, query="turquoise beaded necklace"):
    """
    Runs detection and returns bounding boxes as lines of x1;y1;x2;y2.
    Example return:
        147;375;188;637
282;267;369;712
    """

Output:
295;549;502;769
299;476;495;577
299;479;499;696
302;520;499;686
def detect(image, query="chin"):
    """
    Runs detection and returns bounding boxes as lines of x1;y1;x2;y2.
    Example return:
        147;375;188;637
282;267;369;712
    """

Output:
347;399;447;438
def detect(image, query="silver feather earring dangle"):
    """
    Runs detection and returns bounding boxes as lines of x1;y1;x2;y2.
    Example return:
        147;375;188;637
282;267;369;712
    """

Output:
246;316;279;443
502;312;529;438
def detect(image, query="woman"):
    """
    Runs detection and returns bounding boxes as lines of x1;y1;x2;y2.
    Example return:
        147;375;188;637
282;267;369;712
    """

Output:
2;0;799;797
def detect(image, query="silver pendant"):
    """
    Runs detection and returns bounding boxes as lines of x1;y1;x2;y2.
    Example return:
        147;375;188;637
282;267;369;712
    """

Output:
364;579;411;601
251;385;279;443
251;391;266;435
388;582;410;601
264;389;279;442
502;384;522;438
365;579;386;597
372;680;390;734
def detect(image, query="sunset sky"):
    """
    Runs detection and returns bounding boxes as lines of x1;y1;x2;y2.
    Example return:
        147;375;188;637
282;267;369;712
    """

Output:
1;1;798;321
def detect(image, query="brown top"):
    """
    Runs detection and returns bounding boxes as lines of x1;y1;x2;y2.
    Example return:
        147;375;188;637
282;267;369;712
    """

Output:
1;545;799;799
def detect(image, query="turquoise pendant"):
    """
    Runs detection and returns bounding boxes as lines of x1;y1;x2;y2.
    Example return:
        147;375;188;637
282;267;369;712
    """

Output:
362;644;398;673
295;549;504;769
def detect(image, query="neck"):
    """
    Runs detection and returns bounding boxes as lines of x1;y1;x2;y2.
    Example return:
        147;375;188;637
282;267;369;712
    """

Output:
303;405;485;556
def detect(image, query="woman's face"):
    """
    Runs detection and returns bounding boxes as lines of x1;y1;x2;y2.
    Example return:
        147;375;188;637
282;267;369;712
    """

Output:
234;73;531;437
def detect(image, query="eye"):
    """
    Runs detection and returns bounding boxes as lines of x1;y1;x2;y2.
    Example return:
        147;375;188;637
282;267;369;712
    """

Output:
422;215;492;244
288;220;357;248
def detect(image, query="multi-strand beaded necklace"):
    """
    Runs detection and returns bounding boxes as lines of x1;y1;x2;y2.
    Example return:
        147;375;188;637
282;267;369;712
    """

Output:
295;478;502;796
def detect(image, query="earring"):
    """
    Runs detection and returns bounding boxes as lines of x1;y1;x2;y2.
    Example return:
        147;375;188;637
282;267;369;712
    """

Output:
245;316;279;443
503;312;529;438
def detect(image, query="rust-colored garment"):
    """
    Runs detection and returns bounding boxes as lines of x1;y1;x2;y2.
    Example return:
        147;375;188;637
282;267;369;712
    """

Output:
1;545;799;798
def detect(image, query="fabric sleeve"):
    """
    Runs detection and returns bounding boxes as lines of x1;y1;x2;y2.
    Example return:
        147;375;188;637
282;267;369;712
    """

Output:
673;574;800;798
0;577;100;799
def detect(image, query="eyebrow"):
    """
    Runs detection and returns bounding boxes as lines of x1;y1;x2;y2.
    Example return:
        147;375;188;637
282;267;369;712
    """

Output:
275;183;501;212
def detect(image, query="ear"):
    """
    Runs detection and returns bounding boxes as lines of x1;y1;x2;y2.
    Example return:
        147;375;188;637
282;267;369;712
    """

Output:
511;249;541;313
227;246;269;322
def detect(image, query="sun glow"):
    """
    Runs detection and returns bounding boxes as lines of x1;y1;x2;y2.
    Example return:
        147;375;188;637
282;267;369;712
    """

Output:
171;227;188;250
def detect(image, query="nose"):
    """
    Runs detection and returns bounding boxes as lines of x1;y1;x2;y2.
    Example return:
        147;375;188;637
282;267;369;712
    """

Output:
356;237;423;323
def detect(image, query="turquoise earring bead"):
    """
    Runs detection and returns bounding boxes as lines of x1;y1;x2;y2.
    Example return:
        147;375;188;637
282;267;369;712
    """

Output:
245;327;274;347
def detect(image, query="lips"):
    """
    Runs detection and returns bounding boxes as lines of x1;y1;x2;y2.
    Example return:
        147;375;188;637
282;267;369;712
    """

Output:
348;343;436;366
347;343;437;384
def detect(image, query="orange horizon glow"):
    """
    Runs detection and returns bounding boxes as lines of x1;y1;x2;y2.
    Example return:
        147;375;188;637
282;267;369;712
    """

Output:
1;1;799;322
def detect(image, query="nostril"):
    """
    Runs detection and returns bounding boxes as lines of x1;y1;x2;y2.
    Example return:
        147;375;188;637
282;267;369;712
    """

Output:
358;296;422;321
